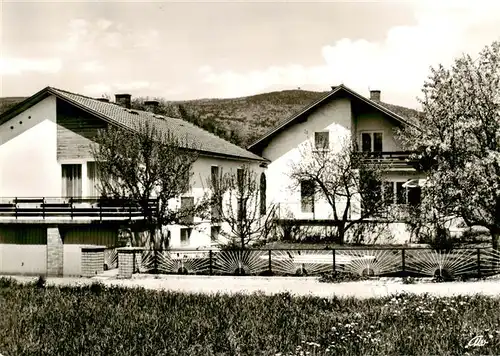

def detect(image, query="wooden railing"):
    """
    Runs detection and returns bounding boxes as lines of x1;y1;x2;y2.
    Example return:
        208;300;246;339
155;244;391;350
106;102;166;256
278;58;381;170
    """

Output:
0;197;159;221
357;151;417;169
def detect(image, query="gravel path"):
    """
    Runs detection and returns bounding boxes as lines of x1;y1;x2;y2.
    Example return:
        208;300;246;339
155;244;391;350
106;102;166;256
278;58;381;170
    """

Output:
6;273;500;299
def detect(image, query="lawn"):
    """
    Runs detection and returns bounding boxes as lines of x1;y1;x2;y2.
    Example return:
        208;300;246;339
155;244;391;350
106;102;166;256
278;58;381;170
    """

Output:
1;277;499;356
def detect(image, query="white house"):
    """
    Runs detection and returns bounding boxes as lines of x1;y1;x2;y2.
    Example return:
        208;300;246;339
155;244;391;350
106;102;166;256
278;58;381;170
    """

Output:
0;87;266;276
248;85;425;244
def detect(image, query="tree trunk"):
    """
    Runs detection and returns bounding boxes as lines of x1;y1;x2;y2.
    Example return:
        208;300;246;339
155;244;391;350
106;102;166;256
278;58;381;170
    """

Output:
492;229;500;251
239;224;245;249
490;228;500;274
147;217;157;274
337;223;346;245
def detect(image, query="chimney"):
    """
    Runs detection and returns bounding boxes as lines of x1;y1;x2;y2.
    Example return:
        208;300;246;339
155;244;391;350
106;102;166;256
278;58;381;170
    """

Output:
370;90;381;102
144;100;160;113
115;93;132;109
96;97;110;103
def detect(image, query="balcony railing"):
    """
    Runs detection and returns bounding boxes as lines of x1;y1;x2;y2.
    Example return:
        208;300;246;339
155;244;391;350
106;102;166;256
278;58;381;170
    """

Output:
357;151;417;169
0;197;159;221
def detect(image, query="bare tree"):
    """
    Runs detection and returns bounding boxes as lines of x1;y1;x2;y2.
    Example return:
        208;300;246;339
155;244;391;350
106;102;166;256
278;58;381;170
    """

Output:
91;120;210;253
210;165;276;249
289;138;388;244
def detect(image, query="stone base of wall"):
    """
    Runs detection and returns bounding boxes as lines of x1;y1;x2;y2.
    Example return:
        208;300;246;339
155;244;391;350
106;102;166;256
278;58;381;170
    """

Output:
117;247;144;279
47;227;63;276
81;245;106;277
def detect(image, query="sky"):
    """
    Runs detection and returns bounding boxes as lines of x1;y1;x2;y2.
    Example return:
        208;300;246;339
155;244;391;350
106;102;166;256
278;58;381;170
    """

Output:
0;0;499;109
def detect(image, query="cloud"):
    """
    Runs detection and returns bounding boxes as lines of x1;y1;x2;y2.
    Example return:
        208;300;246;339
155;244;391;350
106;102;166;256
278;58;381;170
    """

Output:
83;83;112;97
0;57;63;75
132;29;160;49
83;81;151;97
58;18;160;54
96;19;113;31
199;1;500;108
80;60;104;73
58;19;89;52
198;65;213;74
115;81;151;91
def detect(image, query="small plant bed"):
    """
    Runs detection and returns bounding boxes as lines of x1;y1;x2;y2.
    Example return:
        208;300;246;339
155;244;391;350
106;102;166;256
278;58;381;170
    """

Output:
262;241;412;250
319;272;371;283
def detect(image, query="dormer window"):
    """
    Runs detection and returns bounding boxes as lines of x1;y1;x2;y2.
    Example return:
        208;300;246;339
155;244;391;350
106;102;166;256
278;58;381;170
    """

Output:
314;131;329;150
361;132;383;152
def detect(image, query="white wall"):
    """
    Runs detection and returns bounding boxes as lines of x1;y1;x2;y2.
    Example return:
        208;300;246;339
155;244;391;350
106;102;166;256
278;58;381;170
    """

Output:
355;111;403;152
0;96;60;198
262;97;352;218
166;155;265;248
0;244;47;275
63;244;82;276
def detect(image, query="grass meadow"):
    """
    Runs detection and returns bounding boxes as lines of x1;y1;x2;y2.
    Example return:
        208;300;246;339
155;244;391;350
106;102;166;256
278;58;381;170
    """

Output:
1;277;499;355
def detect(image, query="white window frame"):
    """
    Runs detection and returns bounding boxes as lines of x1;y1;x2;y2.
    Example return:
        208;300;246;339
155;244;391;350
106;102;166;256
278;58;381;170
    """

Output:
180;227;192;246
314;131;330;150
382;181;420;205
360;131;384;152
61;163;82;198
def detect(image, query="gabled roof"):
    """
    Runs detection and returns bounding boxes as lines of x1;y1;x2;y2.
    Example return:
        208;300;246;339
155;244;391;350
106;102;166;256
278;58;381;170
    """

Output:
0;86;266;162
247;84;421;151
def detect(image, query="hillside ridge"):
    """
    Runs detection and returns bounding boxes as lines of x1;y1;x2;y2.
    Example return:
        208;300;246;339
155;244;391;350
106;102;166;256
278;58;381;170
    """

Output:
0;89;420;147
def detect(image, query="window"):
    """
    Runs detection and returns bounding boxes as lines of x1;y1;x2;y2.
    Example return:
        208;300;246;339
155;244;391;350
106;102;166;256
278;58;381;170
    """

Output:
237;198;247;221
300;180;315;213
260;173;266;215
374;133;383;152
180;196;194;224
396;182;406;205
236;168;245;220
314;131;329;150
62;164;82;198
407;187;422;206
361;176;382;214
210;226;221;242
383;181;394;205
361;132;383;153
211;166;222;222
237;168;244;188
362;133;372;152
381;181;421;206
211;197;222;222
86;162;100;197
211;166;219;188
180;228;192;246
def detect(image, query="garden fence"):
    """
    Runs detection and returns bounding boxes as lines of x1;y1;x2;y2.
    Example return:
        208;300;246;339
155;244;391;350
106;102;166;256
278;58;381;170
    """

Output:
108;246;500;279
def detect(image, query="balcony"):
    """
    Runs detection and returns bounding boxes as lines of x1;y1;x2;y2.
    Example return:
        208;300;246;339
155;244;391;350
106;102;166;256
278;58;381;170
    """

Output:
357;151;417;170
0;197;159;223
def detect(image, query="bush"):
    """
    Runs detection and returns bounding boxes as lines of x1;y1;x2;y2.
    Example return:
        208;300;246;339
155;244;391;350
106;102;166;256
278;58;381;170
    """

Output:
319;271;370;283
35;275;46;289
402;276;416;284
421;226;456;253
459;227;491;243
0;277;19;288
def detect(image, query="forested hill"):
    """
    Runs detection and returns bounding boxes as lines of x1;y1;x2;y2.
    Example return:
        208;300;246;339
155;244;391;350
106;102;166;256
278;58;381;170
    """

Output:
1;89;420;147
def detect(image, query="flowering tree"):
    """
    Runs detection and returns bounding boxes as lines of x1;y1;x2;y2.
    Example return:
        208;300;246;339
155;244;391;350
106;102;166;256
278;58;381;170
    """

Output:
400;41;500;249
